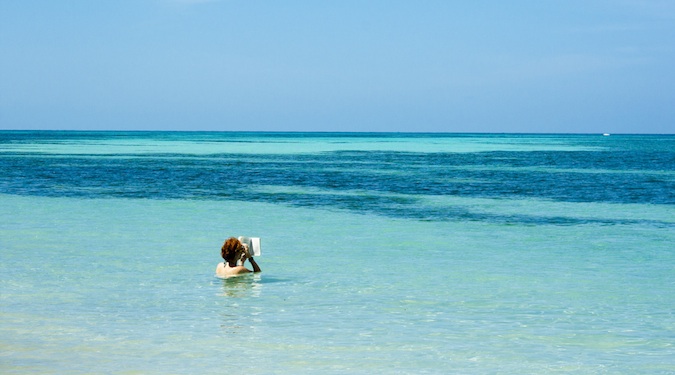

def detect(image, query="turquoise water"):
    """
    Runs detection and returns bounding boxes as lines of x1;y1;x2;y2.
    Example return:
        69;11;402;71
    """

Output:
1;132;674;374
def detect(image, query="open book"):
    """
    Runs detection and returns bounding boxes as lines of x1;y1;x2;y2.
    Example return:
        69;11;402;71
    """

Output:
238;236;261;257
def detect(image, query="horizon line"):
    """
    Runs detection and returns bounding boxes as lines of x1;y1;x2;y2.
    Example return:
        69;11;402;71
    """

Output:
1;129;673;136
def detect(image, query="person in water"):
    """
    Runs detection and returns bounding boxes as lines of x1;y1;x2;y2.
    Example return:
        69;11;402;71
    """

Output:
216;237;261;277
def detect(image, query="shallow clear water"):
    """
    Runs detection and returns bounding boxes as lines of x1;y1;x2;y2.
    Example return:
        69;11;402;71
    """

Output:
1;132;674;374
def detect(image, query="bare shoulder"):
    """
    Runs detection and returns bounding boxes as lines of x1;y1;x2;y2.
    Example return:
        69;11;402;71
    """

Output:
215;262;227;277
215;262;251;278
228;265;252;275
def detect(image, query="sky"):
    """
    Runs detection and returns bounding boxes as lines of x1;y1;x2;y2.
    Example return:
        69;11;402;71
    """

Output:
1;0;674;133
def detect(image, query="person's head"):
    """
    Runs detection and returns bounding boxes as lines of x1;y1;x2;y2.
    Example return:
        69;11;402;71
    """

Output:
221;237;244;263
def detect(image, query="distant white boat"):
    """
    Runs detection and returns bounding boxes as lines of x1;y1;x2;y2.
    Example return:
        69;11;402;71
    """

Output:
603;133;610;136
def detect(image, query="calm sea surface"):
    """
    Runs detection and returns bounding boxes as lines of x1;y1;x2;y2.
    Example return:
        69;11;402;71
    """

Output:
1;131;674;374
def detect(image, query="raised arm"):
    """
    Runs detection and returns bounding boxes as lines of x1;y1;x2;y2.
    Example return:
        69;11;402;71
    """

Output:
247;257;261;273
241;244;261;273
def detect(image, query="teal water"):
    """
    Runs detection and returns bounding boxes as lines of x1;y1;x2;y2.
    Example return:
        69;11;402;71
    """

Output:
1;132;674;374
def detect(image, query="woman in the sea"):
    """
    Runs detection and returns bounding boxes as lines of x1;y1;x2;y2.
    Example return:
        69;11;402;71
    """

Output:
216;237;261;277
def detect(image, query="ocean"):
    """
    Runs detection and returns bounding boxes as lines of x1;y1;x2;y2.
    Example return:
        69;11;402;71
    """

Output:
1;131;673;374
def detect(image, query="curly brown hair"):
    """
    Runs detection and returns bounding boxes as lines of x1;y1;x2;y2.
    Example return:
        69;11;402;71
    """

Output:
221;237;243;262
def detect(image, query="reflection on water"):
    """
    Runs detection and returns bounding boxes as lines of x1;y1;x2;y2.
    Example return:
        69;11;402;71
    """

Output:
219;273;263;299
218;274;263;336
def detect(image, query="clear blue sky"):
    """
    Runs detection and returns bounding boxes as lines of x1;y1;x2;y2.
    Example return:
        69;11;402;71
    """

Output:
1;1;674;133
